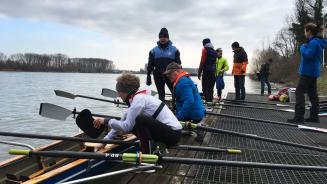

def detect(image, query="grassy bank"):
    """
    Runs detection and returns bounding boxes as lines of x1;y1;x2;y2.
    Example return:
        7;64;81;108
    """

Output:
318;69;327;96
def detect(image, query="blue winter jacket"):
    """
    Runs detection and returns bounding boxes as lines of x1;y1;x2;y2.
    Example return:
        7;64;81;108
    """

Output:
299;37;327;77
174;76;205;121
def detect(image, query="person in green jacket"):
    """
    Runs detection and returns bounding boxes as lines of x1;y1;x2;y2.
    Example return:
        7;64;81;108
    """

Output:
215;48;229;101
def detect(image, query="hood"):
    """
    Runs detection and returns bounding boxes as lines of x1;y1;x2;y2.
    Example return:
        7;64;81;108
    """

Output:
204;42;214;49
312;37;327;50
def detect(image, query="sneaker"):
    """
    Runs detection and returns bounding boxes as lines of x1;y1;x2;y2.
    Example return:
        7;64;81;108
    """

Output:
287;118;304;124
305;117;320;123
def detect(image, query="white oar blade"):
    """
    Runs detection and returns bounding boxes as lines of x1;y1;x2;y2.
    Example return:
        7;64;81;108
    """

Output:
298;125;327;134
282;109;295;112
54;90;76;99
151;90;158;96
276;104;289;107
101;88;118;98
39;103;72;121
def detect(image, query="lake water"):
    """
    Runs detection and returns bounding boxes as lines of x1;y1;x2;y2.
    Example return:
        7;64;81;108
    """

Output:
0;72;267;161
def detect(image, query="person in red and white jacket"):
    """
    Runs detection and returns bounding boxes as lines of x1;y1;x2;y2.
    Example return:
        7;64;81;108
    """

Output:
93;73;182;153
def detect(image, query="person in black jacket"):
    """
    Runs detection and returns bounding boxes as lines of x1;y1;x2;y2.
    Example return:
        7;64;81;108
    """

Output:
147;28;181;101
259;58;272;95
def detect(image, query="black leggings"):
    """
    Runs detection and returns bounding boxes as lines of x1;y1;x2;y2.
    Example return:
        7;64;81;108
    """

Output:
153;73;173;101
202;71;216;102
132;115;181;153
294;76;319;120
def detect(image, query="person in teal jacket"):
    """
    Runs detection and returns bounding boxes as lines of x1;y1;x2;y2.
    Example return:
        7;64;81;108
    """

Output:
164;62;205;122
287;23;327;124
215;48;229;101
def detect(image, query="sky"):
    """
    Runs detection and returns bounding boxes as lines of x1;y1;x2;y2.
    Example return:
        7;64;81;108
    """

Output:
0;0;295;71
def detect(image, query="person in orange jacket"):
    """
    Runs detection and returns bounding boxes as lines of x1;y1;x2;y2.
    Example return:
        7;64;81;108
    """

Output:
231;42;248;100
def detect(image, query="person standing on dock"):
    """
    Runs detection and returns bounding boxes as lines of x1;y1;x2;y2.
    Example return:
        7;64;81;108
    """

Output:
146;28;181;102
198;38;218;102
164;62;206;141
231;42;248;101
215;48;229;101
93;73;182;153
288;23;327;124
259;58;272;95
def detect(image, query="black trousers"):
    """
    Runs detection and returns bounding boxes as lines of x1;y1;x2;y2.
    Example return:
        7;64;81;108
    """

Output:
154;73;173;101
132;115;181;153
202;71;216;102
234;75;246;100
217;89;222;98
294;76;319;120
260;77;271;95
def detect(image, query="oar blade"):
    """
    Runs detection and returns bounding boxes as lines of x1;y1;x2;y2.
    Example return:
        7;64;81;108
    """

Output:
102;88;118;98
39;103;72;121
54;90;76;99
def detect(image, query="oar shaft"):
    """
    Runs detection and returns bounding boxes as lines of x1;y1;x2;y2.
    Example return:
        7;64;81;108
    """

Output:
222;99;284;106
74;111;120;119
197;125;327;153
171;145;241;153
0;132;137;145
161;157;327;171
206;112;297;127
77;95;126;106
220;103;289;112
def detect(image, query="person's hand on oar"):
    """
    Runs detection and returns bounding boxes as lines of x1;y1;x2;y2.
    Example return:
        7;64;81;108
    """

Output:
94;143;106;151
93;118;105;129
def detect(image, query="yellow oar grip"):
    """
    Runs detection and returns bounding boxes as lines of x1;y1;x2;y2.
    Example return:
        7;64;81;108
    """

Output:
227;149;242;154
9;149;30;155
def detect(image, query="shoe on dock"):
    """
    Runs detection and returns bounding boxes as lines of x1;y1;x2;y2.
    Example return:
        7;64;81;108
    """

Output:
305;117;320;123
287;118;304;124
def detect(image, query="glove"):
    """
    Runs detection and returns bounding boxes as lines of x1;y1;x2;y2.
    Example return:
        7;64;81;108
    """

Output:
146;74;152;86
198;73;201;80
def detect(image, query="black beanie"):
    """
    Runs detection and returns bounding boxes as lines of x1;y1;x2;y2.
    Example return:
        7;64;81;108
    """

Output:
76;109;104;138
202;38;211;46
159;27;169;38
232;42;240;48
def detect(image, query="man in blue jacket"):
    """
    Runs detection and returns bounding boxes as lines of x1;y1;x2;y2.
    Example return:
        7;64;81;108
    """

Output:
164;63;206;140
287;23;327;124
147;28;181;101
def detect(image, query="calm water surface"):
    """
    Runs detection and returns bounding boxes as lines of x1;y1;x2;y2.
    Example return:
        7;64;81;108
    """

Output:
0;71;268;161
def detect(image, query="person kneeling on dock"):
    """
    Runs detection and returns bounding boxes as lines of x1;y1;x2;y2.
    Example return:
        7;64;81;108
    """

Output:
164;63;206;140
93;73;182;153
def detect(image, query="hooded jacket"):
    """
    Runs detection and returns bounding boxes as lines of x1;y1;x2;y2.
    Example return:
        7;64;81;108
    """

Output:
174;72;205;121
232;47;248;76
299;37;327;77
147;41;181;75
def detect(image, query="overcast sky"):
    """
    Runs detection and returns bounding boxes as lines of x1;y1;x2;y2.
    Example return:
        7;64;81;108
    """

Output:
0;0;295;70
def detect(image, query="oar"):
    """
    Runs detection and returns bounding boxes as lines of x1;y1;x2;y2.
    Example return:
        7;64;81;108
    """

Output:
102;88;159;98
10;149;327;171
180;122;327;153
171;145;241;154
55;90;127;106
205;112;327;134
206;102;295;112
39;103;120;121
222;99;290;107
0;131;138;146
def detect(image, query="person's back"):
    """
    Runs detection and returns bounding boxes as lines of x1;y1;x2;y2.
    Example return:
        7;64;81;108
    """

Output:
259;60;272;95
174;75;205;122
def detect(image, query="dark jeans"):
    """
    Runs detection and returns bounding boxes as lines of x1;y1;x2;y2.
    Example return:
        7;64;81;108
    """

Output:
234;75;246;100
294;76;319;120
202;71;216;102
132;115;181;153
153;73;173;101
260;77;271;95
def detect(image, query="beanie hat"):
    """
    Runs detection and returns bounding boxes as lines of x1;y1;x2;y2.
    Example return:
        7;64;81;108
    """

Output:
202;38;211;46
232;42;240;48
76;109;104;138
159;27;169;38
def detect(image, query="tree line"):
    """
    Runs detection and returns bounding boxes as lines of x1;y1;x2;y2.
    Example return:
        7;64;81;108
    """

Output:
0;52;115;73
251;0;326;84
